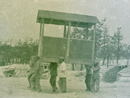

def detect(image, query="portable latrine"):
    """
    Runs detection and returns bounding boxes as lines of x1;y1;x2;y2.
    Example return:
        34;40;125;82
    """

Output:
36;10;99;64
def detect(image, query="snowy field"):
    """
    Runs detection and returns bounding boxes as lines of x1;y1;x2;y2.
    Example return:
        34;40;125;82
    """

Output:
0;62;130;98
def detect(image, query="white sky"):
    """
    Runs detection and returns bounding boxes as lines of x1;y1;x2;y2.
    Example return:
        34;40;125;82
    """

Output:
0;0;130;44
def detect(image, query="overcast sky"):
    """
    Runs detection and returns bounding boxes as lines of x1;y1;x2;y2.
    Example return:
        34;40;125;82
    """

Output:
0;0;130;44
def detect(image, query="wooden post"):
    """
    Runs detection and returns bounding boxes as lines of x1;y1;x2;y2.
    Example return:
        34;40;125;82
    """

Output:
80;64;83;71
92;24;96;65
66;26;69;38
64;24;66;37
38;23;42;56
72;63;75;71
40;22;42;36
85;28;89;39
66;22;71;62
38;19;44;57
41;20;44;36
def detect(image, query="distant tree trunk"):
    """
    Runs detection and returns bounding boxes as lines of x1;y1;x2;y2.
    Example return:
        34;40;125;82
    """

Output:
80;64;83;71
72;63;75;71
107;55;109;67
7;57;9;65
127;59;129;65
110;56;114;64
117;55;119;64
117;28;121;64
102;57;106;65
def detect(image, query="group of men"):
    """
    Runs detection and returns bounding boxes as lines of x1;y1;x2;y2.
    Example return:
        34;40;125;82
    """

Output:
27;56;100;93
49;57;67;92
27;56;67;93
84;61;100;93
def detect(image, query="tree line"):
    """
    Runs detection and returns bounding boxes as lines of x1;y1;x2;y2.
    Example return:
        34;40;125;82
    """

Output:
0;38;38;66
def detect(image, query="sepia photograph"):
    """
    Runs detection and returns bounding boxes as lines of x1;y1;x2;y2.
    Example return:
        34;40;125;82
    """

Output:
0;0;130;98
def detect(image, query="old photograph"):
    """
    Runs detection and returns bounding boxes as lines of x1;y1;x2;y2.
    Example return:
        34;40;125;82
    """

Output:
0;0;130;98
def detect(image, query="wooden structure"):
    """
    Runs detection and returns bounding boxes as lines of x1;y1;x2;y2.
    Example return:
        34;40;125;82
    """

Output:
36;10;99;64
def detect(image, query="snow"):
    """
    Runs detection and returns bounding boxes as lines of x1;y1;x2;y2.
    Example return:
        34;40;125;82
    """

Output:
0;63;130;97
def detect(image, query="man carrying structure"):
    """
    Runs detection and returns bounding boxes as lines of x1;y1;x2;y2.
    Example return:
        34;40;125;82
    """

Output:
27;56;36;89
30;56;43;92
91;61;100;93
57;57;67;93
49;62;58;92
84;65;93;91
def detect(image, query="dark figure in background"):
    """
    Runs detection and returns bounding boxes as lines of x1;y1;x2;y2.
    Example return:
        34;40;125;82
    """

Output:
49;62;58;92
84;65;93;91
91;62;100;93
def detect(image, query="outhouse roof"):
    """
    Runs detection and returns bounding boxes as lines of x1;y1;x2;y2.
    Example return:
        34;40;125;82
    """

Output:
37;10;99;27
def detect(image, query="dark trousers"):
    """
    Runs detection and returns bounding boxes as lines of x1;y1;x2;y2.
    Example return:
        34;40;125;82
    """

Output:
58;77;66;92
85;74;92;91
50;75;57;90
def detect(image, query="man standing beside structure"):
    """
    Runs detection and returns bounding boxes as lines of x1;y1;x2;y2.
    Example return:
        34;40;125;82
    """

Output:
57;57;67;93
30;56;43;92
49;62;58;92
84;65;93;91
27;56;36;89
91;61;100;93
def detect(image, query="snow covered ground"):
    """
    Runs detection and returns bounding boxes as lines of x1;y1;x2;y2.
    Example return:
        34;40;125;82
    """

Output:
117;66;130;82
0;63;130;98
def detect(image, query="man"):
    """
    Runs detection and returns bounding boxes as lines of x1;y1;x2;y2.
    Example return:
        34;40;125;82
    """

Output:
27;56;36;89
57;57;67;93
84;65;93;91
30;56;43;92
91;61;100;93
49;62;58;92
